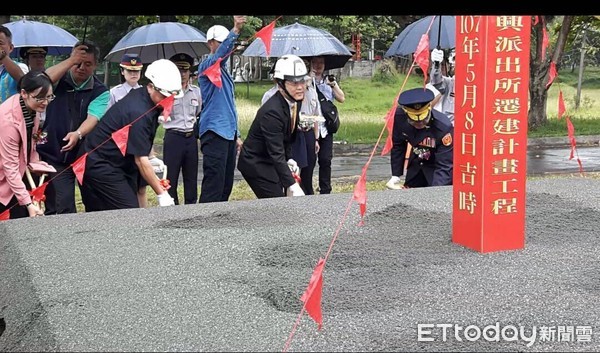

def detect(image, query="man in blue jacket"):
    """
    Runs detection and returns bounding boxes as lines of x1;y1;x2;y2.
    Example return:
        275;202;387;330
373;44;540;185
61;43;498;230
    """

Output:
197;16;246;203
36;40;109;214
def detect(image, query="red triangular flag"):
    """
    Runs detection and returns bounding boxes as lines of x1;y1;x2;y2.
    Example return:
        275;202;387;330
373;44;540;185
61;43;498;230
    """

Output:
255;19;276;57
352;166;369;225
71;153;88;185
0;209;10;221
546;61;557;89
299;257;325;330
565;116;577;160
203;58;223;88
557;90;566;119
381;101;399;156
158;94;175;121
112;124;131;156
413;34;430;86
541;26;549;61
29;181;49;203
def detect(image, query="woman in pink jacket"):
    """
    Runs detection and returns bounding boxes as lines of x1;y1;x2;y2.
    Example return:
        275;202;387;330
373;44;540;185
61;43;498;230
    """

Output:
0;71;54;218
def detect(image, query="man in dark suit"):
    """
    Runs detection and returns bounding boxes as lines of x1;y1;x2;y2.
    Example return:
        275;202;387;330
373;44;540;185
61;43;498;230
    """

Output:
237;55;307;199
388;87;454;188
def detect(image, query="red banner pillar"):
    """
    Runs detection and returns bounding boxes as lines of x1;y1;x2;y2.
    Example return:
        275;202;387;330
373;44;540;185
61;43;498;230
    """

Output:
452;16;531;253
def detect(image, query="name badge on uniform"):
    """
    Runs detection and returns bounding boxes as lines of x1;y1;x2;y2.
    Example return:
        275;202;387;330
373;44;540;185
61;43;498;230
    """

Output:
191;99;199;107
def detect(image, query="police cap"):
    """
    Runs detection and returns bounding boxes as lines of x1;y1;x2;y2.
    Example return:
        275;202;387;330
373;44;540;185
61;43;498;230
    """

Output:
398;87;435;121
169;53;194;71
119;53;143;70
20;47;48;59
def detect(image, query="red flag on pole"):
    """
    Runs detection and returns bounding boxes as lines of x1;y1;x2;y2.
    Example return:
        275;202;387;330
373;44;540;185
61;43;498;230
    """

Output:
413;34;430;86
381;101;398;156
71;153;88;185
565;116;584;174
557;90;566;119
30;181;49;203
352;166;369;226
203;58;224;88
541;26;549;61
0;209;10;221
158;94;175;121
112;124;131;156
546;61;557;89
255;19;276;57
299;257;325;330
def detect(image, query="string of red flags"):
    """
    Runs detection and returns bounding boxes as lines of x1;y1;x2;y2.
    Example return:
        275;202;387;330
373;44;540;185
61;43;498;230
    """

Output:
557;90;566;119
414;34;430;86
204;58;224;88
0;94;175;221
352;166;369;226
299;257;326;330
381;99;400;156
112;124;131;156
254;19;277;57
546;61;558;89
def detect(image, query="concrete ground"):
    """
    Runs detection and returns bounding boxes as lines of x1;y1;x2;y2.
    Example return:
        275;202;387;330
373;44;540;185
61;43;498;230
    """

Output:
0;177;599;352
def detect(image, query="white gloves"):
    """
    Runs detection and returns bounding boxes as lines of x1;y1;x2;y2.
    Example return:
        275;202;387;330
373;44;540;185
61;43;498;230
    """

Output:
287;182;305;197
149;156;165;174
431;48;444;63
157;192;175;206
386;176;404;190
287;159;300;175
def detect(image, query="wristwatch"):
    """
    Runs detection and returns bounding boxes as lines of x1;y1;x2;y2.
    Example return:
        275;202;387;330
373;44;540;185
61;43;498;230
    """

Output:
24;202;32;207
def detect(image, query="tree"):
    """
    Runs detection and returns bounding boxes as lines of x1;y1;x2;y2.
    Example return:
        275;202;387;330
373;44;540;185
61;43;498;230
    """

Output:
528;16;573;128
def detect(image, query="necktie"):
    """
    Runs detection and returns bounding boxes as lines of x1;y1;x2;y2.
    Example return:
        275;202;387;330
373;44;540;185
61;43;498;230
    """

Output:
290;103;297;133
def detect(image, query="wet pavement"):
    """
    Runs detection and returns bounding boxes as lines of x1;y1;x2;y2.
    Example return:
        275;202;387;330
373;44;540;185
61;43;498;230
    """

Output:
155;141;600;184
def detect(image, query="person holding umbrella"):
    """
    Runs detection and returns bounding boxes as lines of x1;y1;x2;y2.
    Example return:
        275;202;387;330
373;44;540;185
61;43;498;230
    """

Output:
36;39;110;215
310;55;346;195
197;15;246;203
81;59;182;211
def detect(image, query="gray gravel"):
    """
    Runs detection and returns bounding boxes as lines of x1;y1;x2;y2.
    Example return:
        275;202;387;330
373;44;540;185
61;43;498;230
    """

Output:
1;176;599;352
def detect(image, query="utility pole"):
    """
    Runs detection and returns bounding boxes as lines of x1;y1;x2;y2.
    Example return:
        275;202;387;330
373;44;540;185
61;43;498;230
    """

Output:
576;27;587;109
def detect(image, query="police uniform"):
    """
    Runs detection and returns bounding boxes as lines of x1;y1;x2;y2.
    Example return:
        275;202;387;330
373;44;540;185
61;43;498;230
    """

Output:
108;54;144;107
163;53;202;205
390;88;453;187
81;87;160;211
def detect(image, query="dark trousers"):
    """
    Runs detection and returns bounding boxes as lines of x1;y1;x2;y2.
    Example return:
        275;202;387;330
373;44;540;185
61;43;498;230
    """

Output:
44;163;83;215
0;176;31;219
243;175;285;199
299;132;317;195
199;131;237;203
81;165;139;211
317;133;334;194
163;130;199;205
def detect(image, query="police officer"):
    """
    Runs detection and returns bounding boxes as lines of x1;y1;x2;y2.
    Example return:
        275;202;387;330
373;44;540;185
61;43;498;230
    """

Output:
81;59;183;211
387;87;453;189
163;53;202;205
108;53;144;107
19;47;47;72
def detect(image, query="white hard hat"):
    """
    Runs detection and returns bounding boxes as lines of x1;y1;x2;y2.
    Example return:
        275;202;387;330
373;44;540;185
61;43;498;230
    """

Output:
273;54;308;82
206;25;229;42
144;59;183;98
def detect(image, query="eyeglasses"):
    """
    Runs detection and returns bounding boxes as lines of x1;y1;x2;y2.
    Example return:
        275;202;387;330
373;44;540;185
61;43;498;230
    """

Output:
154;86;181;97
33;94;56;103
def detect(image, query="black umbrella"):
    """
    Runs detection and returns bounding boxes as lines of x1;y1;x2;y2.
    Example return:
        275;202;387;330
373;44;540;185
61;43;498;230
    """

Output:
384;16;455;57
242;22;352;70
